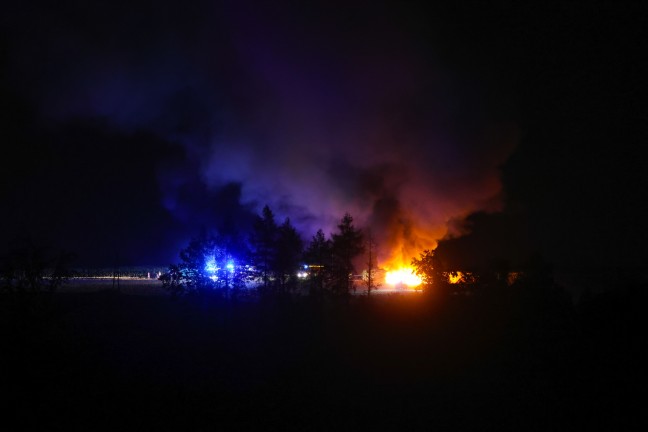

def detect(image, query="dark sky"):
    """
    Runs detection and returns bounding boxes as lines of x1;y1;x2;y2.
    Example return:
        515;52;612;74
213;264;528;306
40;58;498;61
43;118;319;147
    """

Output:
1;1;647;270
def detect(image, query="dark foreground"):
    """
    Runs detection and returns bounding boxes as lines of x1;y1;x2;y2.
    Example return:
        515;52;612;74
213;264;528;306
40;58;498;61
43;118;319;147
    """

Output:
1;286;645;431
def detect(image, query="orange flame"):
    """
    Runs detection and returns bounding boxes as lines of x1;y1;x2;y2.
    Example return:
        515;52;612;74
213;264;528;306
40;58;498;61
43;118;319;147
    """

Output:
448;271;464;284
376;212;444;289
384;267;422;287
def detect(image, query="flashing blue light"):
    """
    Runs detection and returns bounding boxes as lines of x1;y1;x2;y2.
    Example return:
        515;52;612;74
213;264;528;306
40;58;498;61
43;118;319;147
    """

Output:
205;256;218;273
226;261;235;272
304;264;309;269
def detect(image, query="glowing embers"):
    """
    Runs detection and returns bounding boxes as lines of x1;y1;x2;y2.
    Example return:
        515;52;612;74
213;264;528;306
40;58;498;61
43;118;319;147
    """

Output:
448;271;464;284
385;267;422;287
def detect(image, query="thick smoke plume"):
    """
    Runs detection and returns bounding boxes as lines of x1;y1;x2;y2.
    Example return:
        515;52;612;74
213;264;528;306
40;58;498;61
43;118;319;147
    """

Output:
2;1;518;267
199;2;519;267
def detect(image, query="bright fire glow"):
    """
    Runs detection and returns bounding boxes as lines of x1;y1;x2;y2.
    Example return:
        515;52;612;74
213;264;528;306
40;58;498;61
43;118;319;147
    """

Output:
448;271;464;284
385;267;422;287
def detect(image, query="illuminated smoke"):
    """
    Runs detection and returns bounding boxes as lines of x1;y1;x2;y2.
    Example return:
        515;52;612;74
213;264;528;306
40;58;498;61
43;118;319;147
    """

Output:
3;1;518;268
199;3;519;269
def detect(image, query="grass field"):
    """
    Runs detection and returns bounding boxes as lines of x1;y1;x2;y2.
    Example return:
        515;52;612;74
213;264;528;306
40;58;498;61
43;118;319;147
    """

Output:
60;277;167;295
1;283;645;431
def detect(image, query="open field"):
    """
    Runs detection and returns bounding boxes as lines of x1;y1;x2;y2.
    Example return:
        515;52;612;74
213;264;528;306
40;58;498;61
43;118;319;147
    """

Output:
60;277;167;295
1;285;645;431
60;277;425;297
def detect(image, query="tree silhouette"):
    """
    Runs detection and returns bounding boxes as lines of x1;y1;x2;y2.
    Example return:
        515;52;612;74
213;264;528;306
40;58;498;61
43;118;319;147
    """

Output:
411;249;444;294
250;205;278;295
159;232;250;298
303;228;332;299
364;229;380;296
0;238;74;294
274;217;303;295
330;213;364;297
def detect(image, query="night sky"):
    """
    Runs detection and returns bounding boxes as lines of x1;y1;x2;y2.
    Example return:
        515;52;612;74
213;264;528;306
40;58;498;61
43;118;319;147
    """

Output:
1;1;647;271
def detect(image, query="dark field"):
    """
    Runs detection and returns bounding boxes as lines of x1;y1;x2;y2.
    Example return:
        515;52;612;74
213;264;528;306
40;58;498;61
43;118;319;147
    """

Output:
1;285;645;431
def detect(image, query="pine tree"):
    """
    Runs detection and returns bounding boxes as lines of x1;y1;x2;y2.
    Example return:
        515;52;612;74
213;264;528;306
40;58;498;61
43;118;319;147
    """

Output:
160;232;250;298
304;229;333;298
275;217;303;294
331;213;364;297
250;205;278;294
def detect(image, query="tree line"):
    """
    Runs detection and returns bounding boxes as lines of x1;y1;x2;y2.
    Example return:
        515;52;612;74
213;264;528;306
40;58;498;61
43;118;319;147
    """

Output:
0;239;74;294
159;205;366;299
